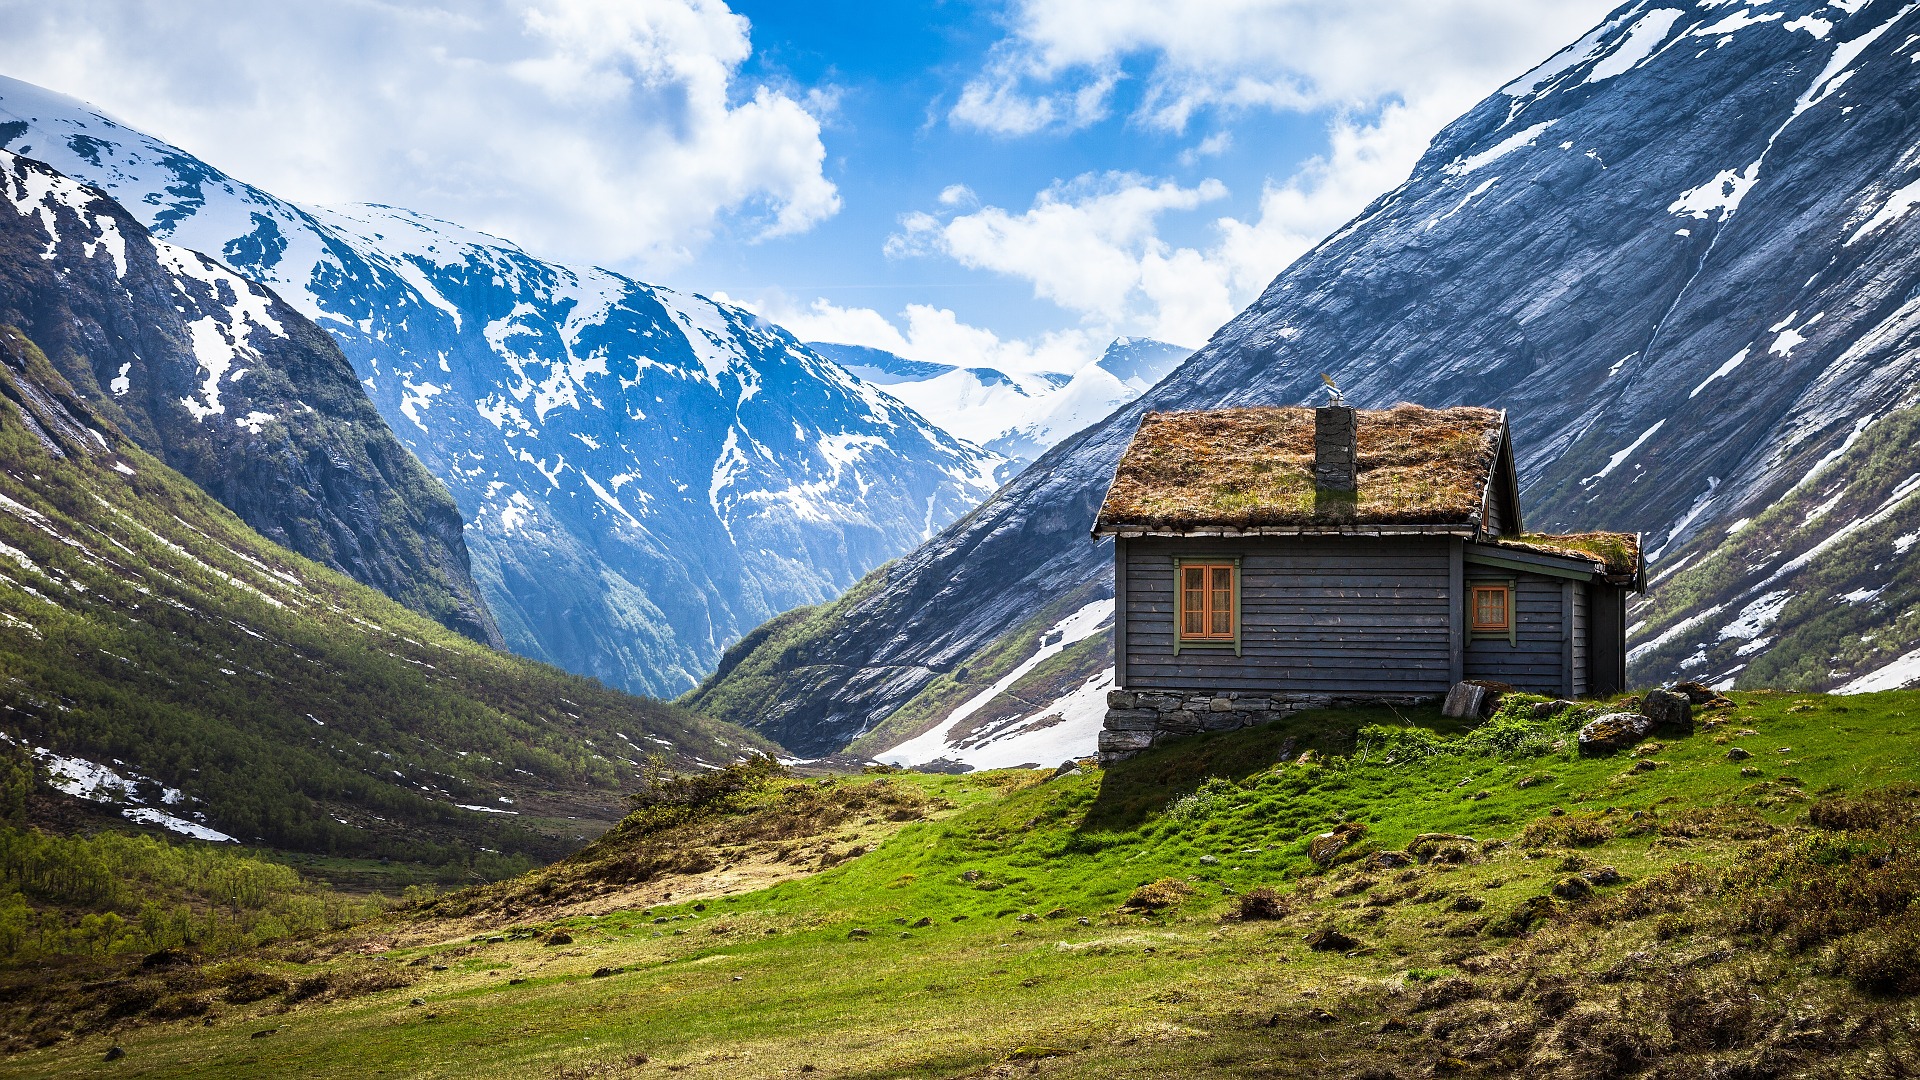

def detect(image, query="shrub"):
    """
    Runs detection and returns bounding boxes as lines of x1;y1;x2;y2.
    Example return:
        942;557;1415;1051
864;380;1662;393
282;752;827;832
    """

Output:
1837;911;1920;995
1518;812;1614;849
1164;777;1237;823
1238;886;1288;920
1124;879;1194;910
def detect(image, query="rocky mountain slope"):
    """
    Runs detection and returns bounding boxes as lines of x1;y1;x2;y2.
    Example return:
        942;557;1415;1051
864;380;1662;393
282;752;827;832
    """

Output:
0;324;764;864
0;149;498;644
810;337;1190;478
0;76;999;697
692;0;1920;759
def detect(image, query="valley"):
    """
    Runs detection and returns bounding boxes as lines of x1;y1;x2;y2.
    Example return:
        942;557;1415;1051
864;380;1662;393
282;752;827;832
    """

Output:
1;1;1919;1075
9;689;1920;1076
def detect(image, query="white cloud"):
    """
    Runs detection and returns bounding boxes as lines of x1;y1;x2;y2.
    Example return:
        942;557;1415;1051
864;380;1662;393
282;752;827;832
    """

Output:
908;1;1616;349
883;101;1451;349
762;297;1102;375
888;172;1234;344
953;0;1617;135
0;0;839;271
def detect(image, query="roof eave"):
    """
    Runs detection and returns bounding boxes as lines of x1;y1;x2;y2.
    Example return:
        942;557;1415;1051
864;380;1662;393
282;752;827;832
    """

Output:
1091;522;1482;539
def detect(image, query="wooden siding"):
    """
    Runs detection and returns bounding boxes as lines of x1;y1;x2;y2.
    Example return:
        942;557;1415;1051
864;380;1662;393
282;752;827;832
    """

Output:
1483;481;1508;536
1463;573;1567;694
1122;536;1454;695
1571;583;1589;697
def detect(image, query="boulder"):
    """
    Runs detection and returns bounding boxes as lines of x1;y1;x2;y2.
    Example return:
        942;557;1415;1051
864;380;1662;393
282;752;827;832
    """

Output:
1531;699;1578;720
1584;866;1626;886
1442;682;1487;720
1725;746;1751;761
1308;822;1369;865
544;931;573;946
1106;690;1137;710
1578;713;1656;756
1407;833;1477;858
1672;681;1717;705
1362;850;1414;871
1643;689;1694;734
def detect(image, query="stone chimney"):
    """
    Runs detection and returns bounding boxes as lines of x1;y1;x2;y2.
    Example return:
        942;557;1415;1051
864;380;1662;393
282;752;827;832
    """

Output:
1313;405;1358;492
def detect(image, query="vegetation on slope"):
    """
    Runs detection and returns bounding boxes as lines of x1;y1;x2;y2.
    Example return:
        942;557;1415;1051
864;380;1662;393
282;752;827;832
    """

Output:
14;688;1920;1076
841;578;1110;760
0;327;770;868
1631;403;1920;691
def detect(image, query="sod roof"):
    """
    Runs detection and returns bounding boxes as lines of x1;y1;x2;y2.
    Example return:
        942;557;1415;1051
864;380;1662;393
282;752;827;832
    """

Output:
1094;404;1507;532
1492;533;1644;586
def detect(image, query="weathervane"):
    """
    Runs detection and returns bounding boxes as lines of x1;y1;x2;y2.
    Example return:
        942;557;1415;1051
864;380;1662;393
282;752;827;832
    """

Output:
1319;373;1345;406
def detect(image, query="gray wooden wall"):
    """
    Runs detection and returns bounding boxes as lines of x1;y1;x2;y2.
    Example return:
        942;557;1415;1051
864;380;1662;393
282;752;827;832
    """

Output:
1463;573;1570;694
1572;583;1590;697
1120;536;1454;695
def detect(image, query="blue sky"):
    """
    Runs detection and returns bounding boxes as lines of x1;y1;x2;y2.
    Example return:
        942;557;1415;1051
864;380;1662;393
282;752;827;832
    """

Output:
704;0;1331;345
0;0;1616;371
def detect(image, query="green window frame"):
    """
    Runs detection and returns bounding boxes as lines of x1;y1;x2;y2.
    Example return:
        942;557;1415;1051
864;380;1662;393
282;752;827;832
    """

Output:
1172;555;1241;656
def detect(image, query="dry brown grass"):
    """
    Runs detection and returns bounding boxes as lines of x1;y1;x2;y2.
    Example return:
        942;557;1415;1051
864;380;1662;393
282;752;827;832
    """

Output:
1094;404;1503;530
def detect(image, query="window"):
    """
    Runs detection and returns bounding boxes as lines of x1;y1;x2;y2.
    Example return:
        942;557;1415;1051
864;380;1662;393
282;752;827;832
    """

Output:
1179;562;1237;642
1471;584;1512;634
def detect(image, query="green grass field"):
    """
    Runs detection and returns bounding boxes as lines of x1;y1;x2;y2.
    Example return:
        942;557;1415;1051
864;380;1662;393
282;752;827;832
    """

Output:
8;689;1920;1078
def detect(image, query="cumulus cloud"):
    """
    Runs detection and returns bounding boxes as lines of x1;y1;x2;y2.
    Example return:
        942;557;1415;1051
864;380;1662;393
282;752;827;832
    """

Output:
0;0;839;270
888;172;1231;341
900;1;1615;351
951;0;1615;135
884;105;1450;350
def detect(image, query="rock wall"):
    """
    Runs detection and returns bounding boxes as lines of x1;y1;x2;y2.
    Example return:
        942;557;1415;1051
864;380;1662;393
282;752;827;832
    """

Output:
1099;689;1435;762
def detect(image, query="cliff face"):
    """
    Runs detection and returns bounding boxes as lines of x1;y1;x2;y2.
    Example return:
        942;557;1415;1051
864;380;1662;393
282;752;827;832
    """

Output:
689;0;1920;755
0;149;500;644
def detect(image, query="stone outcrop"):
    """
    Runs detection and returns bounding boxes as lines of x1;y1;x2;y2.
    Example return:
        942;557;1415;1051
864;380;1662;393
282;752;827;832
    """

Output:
1578;712;1656;756
1641;689;1695;735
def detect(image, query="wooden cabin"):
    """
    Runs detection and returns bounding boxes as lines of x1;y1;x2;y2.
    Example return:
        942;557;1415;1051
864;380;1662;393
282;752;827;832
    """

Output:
1091;403;1644;760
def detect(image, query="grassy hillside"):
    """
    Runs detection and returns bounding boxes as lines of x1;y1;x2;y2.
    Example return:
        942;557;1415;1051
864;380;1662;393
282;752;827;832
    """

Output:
15;687;1920;1076
0;326;771;870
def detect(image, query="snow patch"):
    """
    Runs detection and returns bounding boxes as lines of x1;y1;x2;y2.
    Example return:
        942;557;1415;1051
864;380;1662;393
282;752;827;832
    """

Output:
1587;9;1685;82
1584;420;1665;484
1689;347;1749;397
122;807;236;843
877;599;1113;769
1838;646;1920;694
1444;121;1558;178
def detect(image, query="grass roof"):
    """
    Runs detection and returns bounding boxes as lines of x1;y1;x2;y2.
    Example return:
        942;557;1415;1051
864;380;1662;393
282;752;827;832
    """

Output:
1496;532;1643;584
1095;404;1505;531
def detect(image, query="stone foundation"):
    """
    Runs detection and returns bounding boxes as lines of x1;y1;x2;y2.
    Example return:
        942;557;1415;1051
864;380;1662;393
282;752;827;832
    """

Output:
1098;689;1435;761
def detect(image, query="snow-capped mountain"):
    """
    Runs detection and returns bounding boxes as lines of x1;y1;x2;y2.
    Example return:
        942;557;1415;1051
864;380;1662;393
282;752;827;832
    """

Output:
0;148;499;645
808;337;1190;478
691;0;1920;757
0;75;1000;697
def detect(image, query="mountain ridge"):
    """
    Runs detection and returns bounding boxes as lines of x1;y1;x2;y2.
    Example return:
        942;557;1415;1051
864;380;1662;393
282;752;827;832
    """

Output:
0;321;767;863
0;147;500;644
0;77;1000;697
690;0;1920;759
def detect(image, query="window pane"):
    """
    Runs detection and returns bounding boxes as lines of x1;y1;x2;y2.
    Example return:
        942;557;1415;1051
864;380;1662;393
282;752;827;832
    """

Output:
1473;587;1507;630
